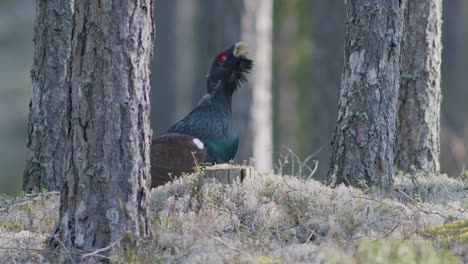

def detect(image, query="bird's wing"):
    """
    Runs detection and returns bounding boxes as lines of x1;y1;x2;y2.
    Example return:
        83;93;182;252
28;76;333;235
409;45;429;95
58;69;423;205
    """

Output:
151;133;208;188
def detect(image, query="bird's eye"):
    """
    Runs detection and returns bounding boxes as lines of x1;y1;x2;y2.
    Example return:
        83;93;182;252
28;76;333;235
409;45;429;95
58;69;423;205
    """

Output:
216;52;228;64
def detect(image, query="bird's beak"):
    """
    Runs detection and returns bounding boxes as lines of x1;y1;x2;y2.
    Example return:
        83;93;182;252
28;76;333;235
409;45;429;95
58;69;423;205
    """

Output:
233;42;248;57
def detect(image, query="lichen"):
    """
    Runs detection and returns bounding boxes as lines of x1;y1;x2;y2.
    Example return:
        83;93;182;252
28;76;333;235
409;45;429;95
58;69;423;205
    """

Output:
0;171;466;263
106;208;120;225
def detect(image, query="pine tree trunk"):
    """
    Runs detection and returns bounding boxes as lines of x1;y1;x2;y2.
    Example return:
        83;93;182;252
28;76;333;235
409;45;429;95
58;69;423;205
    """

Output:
328;0;406;188
396;0;442;174
23;0;74;193
48;0;154;258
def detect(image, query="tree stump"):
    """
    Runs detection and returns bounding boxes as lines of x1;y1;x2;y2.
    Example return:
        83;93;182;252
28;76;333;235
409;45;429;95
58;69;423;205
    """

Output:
203;164;253;185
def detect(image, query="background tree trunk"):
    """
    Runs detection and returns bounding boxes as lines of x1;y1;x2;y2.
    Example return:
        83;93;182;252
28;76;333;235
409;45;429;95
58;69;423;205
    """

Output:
273;0;302;160
174;0;197;119
396;0;442;174
440;0;468;176
328;0;406;188
308;0;345;179
246;0;274;172
272;0;313;175
23;0;74;193
49;0;154;257
151;0;176;136
151;0;198;137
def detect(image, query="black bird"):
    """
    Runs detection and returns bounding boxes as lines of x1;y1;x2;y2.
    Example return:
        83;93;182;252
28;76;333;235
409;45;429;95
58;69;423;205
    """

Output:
151;42;253;188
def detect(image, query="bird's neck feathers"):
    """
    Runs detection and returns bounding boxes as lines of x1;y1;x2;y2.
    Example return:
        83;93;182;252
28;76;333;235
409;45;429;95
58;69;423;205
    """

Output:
202;80;235;111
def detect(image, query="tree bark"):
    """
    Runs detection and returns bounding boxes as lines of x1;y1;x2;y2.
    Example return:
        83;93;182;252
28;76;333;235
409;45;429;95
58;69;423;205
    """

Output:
396;0;442;174
23;0;74;193
328;0;406;188
48;0;154;259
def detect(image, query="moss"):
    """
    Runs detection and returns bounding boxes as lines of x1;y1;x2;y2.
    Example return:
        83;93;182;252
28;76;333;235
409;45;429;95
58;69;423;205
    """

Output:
357;179;369;190
460;232;468;244
33;199;46;207
357;239;461;264
262;179;280;199
282;193;309;226
375;203;401;218
256;255;280;264
187;172;204;210
345;215;358;235
18;204;31;213
0;220;27;231
44;218;56;230
205;185;225;203
423;220;468;245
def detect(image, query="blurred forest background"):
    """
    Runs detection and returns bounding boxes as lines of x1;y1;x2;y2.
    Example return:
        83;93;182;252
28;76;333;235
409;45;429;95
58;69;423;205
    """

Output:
0;0;467;195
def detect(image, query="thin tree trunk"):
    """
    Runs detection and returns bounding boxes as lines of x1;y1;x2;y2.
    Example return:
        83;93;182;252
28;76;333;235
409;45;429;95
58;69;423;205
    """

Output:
23;0;74;193
328;0;406;188
48;0;154;258
396;0;442;174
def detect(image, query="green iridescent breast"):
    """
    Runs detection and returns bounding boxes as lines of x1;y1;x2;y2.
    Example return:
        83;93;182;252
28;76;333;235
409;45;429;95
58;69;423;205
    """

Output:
204;137;239;162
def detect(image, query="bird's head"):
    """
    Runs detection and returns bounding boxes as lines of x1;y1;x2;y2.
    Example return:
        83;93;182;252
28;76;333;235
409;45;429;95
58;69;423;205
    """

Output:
206;42;253;95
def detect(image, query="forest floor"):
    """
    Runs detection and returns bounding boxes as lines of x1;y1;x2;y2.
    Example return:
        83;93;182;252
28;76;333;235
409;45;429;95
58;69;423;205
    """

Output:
0;170;467;263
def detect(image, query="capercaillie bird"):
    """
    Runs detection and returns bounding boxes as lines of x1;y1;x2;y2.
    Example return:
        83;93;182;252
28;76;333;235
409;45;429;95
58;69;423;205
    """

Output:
151;42;253;188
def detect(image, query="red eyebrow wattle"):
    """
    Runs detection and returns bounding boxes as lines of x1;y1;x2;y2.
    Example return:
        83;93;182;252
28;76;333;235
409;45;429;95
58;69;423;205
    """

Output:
217;52;228;64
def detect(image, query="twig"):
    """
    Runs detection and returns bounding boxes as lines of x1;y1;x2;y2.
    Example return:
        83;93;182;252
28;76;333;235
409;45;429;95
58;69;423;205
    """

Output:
0;246;45;252
395;189;447;220
25;191;60;197
352;195;410;220
52;237;77;264
211;236;244;255
81;237;122;259
456;164;465;179
379;222;401;239
305;229;317;243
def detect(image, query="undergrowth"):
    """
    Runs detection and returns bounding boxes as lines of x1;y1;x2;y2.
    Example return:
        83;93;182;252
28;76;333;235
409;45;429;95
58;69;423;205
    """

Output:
0;170;466;263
